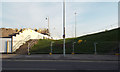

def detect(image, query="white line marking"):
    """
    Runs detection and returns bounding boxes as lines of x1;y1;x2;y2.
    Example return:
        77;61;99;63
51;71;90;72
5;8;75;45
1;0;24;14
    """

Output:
2;68;57;70
2;59;118;63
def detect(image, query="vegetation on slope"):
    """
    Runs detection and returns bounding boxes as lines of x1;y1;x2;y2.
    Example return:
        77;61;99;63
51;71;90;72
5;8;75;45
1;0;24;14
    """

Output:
30;28;119;55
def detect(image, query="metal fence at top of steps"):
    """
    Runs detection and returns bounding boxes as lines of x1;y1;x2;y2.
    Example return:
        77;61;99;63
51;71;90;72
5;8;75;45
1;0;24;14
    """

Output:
29;41;119;55
8;39;119;55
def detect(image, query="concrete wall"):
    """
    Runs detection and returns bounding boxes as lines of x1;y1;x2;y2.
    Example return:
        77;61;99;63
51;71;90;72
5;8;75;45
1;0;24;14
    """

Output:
0;29;52;53
0;38;12;53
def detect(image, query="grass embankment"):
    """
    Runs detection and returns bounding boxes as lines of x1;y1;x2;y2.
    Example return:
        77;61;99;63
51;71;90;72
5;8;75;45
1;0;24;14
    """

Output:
30;28;119;54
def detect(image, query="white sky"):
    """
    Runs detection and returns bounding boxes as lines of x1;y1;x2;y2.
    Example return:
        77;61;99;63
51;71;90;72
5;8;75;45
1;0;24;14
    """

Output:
0;0;119;39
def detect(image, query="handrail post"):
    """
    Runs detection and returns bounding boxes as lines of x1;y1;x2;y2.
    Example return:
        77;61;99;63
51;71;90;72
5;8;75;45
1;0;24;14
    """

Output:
28;43;30;55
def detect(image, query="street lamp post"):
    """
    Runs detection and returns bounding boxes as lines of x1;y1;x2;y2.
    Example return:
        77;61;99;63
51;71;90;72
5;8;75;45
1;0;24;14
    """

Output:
74;12;77;38
63;0;66;56
72;12;77;55
46;17;50;36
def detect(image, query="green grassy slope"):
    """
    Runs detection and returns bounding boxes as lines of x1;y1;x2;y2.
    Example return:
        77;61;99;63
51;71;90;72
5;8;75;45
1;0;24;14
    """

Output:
30;28;119;55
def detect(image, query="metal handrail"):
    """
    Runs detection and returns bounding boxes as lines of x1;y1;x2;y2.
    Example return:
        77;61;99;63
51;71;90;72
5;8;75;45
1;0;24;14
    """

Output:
13;40;24;52
27;39;38;55
13;35;31;52
29;40;37;48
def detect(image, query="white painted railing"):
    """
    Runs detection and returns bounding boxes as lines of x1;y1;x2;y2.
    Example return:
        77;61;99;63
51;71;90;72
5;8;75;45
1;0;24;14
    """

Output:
12;35;31;52
12;29;52;52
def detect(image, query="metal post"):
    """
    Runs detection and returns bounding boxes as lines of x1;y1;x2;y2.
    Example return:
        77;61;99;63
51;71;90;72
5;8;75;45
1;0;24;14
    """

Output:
72;42;74;54
73;42;74;53
51;42;53;53
72;42;76;54
28;43;30;55
48;17;50;36
119;42;120;54
94;42;97;55
46;17;50;36
50;41;54;55
74;12;77;38
63;0;66;56
48;17;49;31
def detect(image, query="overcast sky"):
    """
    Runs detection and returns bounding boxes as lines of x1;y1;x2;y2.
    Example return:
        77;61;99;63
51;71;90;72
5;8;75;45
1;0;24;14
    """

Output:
0;0;119;39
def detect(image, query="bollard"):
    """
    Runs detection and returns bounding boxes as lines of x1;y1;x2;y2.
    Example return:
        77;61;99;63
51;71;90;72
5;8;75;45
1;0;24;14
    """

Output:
49;52;52;55
72;52;75;55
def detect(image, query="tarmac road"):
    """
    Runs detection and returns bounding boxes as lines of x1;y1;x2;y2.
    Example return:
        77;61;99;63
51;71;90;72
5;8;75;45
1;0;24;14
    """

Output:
2;59;119;70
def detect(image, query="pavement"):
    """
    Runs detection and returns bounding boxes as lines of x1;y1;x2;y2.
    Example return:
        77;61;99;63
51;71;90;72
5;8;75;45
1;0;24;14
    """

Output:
1;54;119;61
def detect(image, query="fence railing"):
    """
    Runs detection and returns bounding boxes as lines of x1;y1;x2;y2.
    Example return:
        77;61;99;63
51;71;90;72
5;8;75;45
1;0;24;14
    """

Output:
29;41;119;55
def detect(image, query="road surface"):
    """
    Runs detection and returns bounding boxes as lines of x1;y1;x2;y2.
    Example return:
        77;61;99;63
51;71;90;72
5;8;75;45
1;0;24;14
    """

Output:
2;59;118;70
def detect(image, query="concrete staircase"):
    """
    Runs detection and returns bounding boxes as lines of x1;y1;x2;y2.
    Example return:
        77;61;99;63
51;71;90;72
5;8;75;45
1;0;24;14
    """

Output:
15;39;38;54
12;29;51;53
